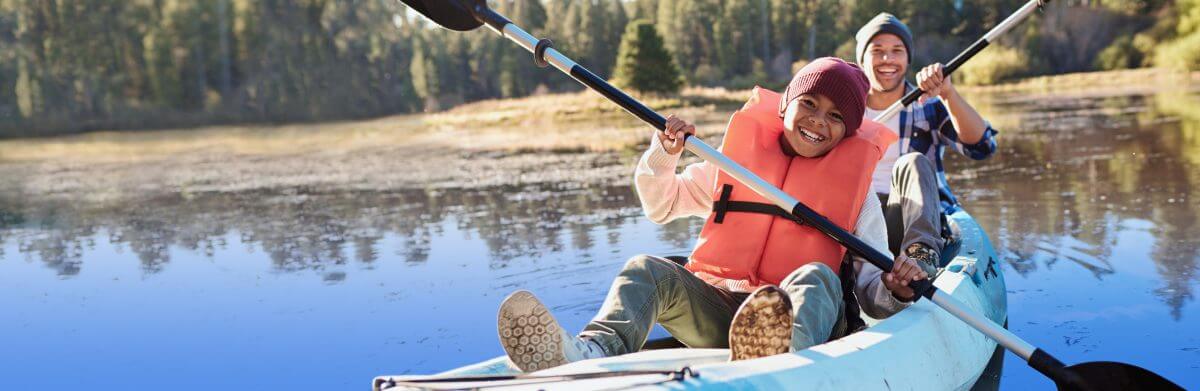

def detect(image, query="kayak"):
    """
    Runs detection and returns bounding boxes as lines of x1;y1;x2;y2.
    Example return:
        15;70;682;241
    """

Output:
375;207;1007;390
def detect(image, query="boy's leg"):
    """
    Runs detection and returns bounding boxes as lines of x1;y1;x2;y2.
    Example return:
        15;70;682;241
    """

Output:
581;255;747;356
779;263;846;351
729;285;793;361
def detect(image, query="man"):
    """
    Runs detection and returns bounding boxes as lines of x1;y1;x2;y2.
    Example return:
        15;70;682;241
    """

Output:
855;13;999;272
495;58;929;372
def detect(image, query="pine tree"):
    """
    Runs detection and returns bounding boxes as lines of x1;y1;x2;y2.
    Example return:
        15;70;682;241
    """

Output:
603;0;630;75
630;0;659;22
656;0;719;81
409;35;442;110
771;0;803;60
716;0;767;77
612;20;683;94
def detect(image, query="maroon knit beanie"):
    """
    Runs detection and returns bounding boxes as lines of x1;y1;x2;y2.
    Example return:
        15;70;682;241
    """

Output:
778;57;870;136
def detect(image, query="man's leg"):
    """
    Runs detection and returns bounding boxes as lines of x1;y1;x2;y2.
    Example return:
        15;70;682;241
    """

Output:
581;255;746;356
885;152;944;272
779;263;846;351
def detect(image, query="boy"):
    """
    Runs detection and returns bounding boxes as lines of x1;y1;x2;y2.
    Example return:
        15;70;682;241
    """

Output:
497;58;928;372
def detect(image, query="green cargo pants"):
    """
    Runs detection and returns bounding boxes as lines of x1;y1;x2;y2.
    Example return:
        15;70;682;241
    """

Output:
580;255;846;356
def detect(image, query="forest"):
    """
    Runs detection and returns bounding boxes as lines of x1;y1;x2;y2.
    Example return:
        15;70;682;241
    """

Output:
0;0;1196;137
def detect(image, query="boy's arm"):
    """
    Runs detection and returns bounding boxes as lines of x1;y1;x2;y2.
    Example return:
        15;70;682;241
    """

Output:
634;134;717;224
852;191;912;318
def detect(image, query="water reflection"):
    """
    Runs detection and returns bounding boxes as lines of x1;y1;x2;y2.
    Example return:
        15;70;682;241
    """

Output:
953;89;1200;322
0;184;703;280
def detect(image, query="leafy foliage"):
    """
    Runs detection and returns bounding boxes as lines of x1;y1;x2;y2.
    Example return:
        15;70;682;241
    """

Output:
612;20;682;94
958;45;1030;85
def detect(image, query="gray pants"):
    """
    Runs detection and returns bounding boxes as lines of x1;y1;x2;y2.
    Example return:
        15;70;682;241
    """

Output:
580;255;845;356
879;152;944;257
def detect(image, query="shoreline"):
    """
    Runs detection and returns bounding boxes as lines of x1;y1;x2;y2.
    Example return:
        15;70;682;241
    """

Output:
0;69;1194;204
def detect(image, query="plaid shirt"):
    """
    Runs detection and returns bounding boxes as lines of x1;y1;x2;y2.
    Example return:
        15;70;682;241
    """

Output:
894;85;999;210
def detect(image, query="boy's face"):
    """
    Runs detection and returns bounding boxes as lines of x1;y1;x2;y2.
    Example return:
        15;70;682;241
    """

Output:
782;93;848;158
863;33;908;93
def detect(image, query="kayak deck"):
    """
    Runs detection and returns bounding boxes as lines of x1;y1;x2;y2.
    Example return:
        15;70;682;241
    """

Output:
377;208;1006;390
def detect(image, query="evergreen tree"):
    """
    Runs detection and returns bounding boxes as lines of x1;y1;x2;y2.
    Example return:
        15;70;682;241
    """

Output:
656;0;720;81
612;20;682;94
716;0;767;77
632;0;659;22
604;0;630;73
409;35;442;110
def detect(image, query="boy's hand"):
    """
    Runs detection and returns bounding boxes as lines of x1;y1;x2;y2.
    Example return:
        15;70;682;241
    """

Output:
916;63;955;104
882;256;929;302
658;114;695;155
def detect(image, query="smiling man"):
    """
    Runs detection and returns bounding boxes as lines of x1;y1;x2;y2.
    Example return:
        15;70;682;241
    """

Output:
855;13;999;273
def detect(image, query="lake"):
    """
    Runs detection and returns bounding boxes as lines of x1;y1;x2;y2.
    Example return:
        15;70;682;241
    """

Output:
1;86;1197;389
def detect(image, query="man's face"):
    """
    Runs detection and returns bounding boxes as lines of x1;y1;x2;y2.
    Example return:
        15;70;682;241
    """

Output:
863;33;908;94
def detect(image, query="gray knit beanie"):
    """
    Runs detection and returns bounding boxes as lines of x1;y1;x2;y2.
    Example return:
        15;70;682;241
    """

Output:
855;13;914;65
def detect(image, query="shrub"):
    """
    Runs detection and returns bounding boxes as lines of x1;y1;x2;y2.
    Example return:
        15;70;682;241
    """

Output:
1094;35;1143;70
724;60;770;90
1154;31;1200;71
957;45;1031;86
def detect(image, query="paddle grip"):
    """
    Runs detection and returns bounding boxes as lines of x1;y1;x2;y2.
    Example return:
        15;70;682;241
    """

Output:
1029;349;1090;391
899;38;990;107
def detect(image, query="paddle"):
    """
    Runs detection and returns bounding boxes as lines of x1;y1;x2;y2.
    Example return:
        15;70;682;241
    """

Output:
873;0;1047;123
397;1;1183;390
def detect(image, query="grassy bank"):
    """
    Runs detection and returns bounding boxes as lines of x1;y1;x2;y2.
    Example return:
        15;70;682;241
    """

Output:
958;68;1200;94
2;68;1197;165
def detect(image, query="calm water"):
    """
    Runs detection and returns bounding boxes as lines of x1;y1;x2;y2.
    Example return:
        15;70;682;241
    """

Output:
2;89;1199;390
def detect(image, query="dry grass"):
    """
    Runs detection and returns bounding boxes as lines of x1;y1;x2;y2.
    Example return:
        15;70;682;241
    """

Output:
0;87;752;169
4;70;1194;166
959;68;1200;95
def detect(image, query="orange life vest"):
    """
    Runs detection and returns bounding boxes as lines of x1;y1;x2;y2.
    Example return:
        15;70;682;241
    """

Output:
686;87;897;287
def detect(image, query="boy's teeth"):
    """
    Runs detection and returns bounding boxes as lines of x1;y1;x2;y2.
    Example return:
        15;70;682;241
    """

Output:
800;129;825;142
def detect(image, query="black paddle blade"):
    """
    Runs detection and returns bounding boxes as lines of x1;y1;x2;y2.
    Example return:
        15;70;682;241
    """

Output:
1059;361;1183;391
400;0;482;31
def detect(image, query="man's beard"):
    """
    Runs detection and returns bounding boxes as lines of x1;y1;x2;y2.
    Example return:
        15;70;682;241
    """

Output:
874;77;904;93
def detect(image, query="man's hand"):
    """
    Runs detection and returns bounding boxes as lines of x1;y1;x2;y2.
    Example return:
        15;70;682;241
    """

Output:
882;255;929;302
916;63;955;104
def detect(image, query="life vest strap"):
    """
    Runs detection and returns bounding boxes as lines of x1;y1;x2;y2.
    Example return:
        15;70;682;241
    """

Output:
713;184;806;226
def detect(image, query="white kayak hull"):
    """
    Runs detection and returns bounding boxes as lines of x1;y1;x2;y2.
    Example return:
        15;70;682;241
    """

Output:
378;209;1007;390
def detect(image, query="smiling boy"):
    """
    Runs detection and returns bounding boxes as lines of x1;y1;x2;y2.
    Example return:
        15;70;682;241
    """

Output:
494;58;930;371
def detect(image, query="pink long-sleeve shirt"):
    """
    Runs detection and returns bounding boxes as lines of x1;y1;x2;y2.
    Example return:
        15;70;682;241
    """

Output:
634;134;909;319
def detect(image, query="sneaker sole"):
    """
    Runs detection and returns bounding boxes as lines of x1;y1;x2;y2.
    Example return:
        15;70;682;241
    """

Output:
729;285;793;361
497;290;566;372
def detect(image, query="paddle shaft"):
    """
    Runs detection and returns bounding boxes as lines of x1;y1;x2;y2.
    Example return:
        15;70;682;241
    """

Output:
873;0;1047;123
457;3;1087;389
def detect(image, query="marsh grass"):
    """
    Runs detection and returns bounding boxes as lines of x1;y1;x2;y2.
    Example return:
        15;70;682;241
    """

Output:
2;71;1196;166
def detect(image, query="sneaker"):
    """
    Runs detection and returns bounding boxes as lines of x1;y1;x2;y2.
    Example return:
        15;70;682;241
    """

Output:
497;290;605;372
905;242;940;277
729;285;793;361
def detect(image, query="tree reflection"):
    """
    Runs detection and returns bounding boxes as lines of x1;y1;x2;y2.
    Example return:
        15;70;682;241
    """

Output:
1;89;1197;320
956;89;1200;319
0;184;677;280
